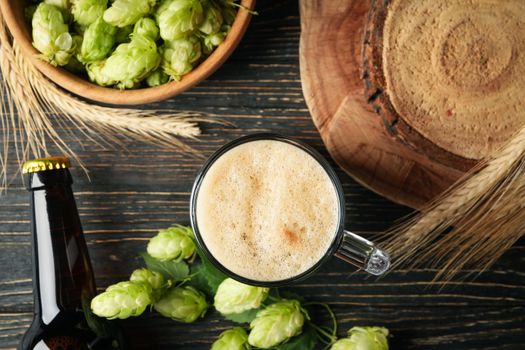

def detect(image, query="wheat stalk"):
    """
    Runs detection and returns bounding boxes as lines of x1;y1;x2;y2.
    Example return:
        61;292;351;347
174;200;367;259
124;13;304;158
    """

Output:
15;44;204;151
0;13;206;190
383;125;525;280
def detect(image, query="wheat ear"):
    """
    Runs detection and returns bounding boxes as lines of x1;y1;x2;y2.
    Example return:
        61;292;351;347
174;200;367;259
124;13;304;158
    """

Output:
1;13;207;190
383;124;525;280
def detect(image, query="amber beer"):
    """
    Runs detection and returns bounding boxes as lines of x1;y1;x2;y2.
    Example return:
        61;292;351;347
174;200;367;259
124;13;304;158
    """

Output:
19;157;122;350
195;139;340;282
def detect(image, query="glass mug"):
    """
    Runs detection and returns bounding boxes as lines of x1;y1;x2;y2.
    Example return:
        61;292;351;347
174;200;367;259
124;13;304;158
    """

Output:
190;133;390;287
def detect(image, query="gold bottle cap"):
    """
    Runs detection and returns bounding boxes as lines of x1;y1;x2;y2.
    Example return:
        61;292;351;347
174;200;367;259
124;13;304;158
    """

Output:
22;157;70;174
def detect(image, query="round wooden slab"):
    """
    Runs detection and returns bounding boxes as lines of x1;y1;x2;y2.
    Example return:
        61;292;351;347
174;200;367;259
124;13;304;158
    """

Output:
299;0;524;209
363;0;525;171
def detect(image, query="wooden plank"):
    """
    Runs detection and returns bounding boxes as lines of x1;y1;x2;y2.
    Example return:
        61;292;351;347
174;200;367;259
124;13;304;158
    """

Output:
0;307;524;349
1;240;524;312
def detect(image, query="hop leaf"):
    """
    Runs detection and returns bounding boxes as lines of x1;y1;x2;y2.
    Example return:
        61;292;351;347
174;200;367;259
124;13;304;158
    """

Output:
273;324;318;350
91;281;153;320
188;258;227;297
146;69;170;87
133;18;160;41
211;327;251;350
130;268;168;300
147;225;197;262
214;278;269;315
154;286;208;323
199;0;223;35
71;0;108;27
331;327;389;350
103;0;157;27
161;37;201;80
141;252;190;281
32;3;74;66
86;34;160;89
78;17;117;63
156;0;204;41
248;300;307;348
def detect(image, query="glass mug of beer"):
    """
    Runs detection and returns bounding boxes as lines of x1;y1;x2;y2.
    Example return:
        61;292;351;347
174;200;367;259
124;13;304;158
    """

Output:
190;134;390;287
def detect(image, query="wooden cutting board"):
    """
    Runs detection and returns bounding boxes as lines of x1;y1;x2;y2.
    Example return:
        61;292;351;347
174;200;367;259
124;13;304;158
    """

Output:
299;0;525;208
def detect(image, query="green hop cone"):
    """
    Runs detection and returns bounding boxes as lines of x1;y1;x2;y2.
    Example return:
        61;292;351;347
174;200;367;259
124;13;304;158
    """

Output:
32;3;74;66
130;268;168;300
104;0;157;27
147;225;196;262
130;268;166;290
91;281;153;320
202;31;226;55
72;34;83;50
78;17;117;63
211;327;250;350
146;69;170;87
248;300;307;348
161;37;201;80
154;286;208;323
133;18;160;41
214;278;269;315
331;339;354;350
71;0;108;27
86;60;112;86
44;0;71;22
331;327;389;350
156;0;204;41
86;34;160;88
44;0;70;10
199;0;223;35
64;34;85;73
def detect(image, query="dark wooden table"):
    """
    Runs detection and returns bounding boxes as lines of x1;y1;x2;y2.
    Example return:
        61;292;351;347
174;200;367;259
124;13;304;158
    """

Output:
1;2;524;349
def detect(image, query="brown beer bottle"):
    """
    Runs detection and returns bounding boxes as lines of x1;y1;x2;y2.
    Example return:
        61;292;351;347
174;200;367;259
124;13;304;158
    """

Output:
19;157;124;350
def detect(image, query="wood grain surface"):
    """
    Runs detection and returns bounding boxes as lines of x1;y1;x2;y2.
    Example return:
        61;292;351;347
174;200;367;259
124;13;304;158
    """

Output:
1;2;524;349
362;0;525;170
300;0;525;208
299;0;465;209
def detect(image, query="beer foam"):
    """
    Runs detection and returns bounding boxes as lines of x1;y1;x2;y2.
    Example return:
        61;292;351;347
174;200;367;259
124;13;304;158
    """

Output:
195;140;340;281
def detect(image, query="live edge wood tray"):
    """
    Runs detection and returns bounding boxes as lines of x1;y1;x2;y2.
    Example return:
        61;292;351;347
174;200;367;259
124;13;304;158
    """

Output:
299;0;525;209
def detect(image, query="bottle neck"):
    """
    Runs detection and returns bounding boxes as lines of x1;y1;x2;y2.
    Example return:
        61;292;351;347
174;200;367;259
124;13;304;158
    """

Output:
29;170;96;325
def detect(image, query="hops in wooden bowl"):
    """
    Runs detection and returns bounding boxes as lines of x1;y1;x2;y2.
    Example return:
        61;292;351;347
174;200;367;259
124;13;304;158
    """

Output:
0;0;255;104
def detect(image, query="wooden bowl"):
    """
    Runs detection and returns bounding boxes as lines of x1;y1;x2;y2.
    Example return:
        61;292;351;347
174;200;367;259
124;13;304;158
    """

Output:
0;0;255;105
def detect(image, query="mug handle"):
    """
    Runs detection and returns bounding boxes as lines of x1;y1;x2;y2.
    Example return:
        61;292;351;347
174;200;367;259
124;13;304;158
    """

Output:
334;230;391;276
